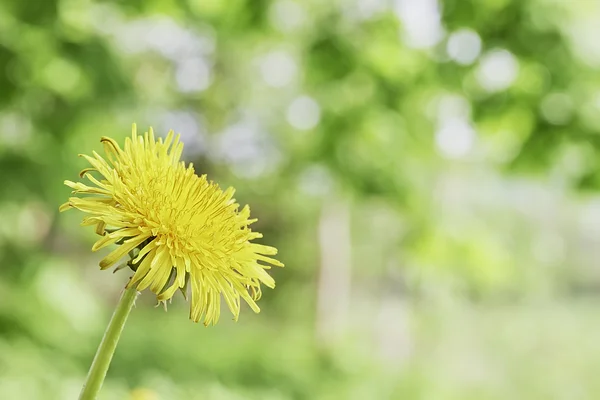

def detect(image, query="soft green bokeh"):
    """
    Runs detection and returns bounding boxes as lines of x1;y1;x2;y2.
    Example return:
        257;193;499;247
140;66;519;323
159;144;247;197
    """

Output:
2;0;600;399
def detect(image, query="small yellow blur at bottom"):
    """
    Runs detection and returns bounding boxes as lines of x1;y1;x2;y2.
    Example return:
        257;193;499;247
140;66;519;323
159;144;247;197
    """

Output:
129;388;160;400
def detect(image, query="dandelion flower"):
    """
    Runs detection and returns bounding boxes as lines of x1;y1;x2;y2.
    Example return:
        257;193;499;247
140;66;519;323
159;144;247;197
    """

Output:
60;124;283;325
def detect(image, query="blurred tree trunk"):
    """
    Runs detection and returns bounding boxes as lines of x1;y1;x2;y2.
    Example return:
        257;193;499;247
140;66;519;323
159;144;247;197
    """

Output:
375;292;412;368
316;197;352;345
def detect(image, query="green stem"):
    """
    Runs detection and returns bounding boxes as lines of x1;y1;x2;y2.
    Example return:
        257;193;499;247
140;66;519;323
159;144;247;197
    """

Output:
79;284;139;400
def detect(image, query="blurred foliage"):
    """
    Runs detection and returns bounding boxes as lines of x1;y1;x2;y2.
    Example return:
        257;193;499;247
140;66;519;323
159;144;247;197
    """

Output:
2;0;600;398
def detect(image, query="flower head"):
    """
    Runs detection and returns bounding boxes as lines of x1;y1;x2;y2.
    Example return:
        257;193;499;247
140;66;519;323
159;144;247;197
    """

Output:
60;124;283;325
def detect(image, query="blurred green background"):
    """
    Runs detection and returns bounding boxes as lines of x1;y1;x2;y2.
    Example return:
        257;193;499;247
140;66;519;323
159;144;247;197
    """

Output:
2;0;600;398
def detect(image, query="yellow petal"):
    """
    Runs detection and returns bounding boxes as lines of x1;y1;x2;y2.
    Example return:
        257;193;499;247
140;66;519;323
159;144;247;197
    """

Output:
58;202;72;212
137;247;171;291
129;247;157;286
99;235;150;270
251;243;278;255
157;282;179;302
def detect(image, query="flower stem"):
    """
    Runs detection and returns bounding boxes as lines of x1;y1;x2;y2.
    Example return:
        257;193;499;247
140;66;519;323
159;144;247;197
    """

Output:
79;285;139;400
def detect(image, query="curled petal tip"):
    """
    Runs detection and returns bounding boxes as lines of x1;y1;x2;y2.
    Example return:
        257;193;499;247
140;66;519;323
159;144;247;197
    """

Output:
58;202;72;212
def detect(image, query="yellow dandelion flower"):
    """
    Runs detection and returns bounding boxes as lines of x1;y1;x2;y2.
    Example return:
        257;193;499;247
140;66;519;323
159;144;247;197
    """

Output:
60;124;283;325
